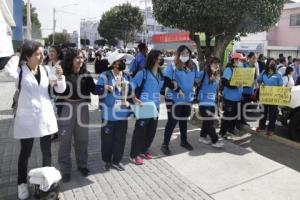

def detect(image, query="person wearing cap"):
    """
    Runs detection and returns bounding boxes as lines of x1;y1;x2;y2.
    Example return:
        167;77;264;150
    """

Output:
95;52;133;171
219;52;244;139
56;49;97;182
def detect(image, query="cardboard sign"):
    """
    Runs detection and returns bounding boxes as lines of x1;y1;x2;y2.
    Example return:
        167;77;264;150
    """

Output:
230;68;256;87
259;86;291;106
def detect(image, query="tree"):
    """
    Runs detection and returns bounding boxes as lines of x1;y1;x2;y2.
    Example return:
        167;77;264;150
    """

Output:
23;2;42;39
98;3;143;48
152;0;285;68
48;33;71;45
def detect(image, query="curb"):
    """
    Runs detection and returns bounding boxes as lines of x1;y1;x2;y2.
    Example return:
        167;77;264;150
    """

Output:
245;126;300;150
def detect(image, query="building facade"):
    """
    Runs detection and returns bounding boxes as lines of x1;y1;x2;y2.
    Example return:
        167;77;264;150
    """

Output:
80;20;101;47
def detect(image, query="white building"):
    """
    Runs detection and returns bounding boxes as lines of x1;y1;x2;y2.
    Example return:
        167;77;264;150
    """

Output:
233;32;268;56
136;7;178;46
80;20;101;47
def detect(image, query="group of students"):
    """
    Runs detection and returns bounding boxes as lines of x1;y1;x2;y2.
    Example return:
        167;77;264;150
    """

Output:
3;40;299;200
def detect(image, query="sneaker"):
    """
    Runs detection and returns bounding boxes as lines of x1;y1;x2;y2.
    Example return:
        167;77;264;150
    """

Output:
161;144;171;156
62;174;71;183
112;163;125;171
131;156;144;165
198;137;212;145
212;141;225;148
180;141;194;151
222;133;233;140
141;152;153;160
18;183;29;200
78;167;90;177
103;162;111;171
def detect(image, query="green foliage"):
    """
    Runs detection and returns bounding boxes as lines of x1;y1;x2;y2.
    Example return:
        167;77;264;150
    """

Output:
98;3;143;47
48;33;71;45
152;0;285;65
23;2;42;39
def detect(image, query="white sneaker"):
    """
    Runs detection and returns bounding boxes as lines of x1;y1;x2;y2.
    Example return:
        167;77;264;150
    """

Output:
198;137;212;145
212;141;225;148
18;183;29;200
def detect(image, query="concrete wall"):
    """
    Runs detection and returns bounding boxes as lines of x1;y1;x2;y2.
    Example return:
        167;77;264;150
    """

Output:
267;5;300;46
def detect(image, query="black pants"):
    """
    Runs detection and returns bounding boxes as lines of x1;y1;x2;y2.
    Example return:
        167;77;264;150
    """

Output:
18;135;52;184
220;98;239;136
259;105;278;132
101;120;128;164
239;93;252;125
130;118;158;158
199;106;219;144
163;102;192;145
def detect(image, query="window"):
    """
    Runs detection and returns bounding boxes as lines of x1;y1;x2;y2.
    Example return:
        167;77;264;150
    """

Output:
290;14;300;26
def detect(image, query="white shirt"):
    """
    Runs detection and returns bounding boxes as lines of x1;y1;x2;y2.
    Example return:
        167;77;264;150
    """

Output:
277;64;286;76
5;56;67;139
282;75;295;88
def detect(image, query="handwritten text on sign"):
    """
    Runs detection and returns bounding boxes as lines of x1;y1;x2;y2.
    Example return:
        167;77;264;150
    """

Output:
230;68;256;87
259;86;291;106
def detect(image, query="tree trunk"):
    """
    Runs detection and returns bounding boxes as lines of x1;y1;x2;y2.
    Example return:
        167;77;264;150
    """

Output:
213;34;234;66
190;32;205;70
205;32;213;60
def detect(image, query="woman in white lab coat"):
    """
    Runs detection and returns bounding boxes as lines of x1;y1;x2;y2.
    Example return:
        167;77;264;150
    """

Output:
4;40;66;200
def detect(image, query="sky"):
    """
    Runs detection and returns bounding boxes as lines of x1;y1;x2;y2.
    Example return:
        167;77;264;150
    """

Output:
31;0;300;37
30;0;150;37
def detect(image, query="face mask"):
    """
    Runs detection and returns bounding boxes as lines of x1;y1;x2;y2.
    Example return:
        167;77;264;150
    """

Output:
180;56;189;63
159;58;164;66
118;62;126;71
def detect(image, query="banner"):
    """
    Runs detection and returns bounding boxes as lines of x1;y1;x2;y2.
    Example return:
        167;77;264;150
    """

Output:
259;86;291;106
230;68;256;87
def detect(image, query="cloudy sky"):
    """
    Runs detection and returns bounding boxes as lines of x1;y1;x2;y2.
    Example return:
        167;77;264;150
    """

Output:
30;0;300;37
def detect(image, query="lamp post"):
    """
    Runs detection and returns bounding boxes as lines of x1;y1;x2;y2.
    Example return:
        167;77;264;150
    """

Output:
52;3;78;45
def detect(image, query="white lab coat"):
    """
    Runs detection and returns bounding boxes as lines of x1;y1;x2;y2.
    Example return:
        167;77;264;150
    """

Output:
5;56;66;139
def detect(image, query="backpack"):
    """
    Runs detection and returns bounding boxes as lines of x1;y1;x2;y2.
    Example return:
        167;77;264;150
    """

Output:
129;57;139;77
33;183;60;200
193;72;206;103
12;65;49;117
135;69;148;99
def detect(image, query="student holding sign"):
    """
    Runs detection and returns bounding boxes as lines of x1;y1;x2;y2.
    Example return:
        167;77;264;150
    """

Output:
238;52;259;128
219;53;244;139
257;58;283;136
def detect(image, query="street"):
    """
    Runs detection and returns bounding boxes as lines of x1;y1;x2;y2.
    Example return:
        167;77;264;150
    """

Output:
0;65;300;200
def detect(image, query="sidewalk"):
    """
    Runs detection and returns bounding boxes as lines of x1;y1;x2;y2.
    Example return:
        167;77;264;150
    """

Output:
0;73;300;200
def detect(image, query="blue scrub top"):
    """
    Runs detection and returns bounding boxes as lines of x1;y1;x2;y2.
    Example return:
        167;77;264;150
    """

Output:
132;69;164;109
222;66;243;101
97;71;131;121
258;71;283;86
164;64;200;103
198;71;219;107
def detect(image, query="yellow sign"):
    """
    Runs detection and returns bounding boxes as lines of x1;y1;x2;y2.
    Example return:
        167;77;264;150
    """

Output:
259;86;291;106
230;68;256;87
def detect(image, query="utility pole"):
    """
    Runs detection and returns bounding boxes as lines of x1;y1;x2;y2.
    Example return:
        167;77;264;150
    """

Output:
26;0;32;40
52;8;56;45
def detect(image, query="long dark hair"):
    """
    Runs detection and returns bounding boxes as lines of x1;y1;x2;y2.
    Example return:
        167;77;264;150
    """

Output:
284;66;294;76
174;45;193;69
63;49;87;75
145;50;163;77
265;58;277;74
44;45;63;64
205;57;220;84
19;40;43;66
